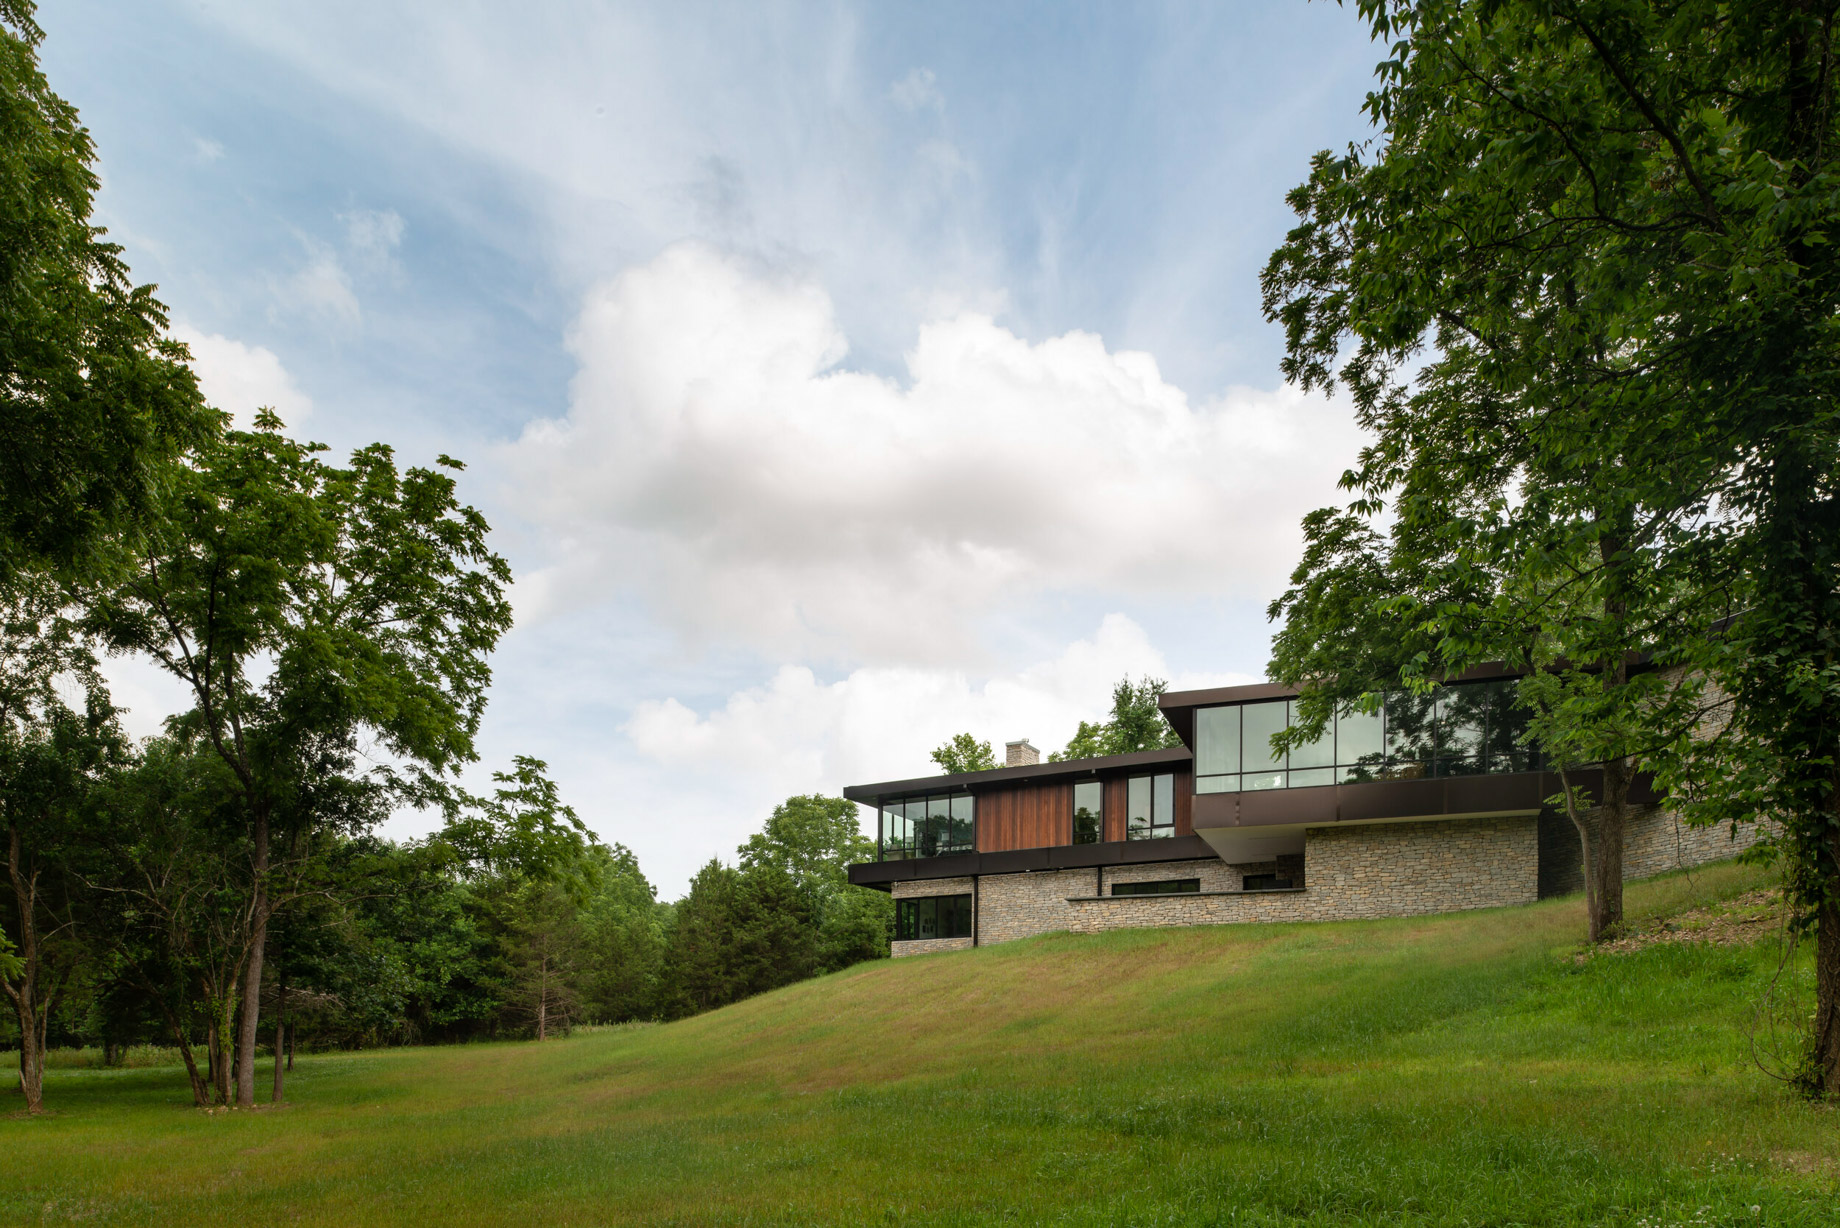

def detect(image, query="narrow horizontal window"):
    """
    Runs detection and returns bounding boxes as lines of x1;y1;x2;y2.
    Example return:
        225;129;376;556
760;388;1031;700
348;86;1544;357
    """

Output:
1243;873;1294;892
1110;878;1200;896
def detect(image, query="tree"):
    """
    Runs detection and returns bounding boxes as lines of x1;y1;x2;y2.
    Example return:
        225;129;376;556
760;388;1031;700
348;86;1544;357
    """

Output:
1259;0;1840;1091
0;575;120;1112
738;794;889;971
92;417;512;1107
930;734;998;775
1049;676;1182;761
577;844;664;1023
0;1;211;581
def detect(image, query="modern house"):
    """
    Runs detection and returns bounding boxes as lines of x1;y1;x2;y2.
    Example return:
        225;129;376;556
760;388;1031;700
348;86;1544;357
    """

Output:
845;672;1758;956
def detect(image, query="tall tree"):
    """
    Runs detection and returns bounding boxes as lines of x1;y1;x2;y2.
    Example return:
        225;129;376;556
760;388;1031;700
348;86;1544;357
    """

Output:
1050;676;1183;761
738;794;889;971
0;1;211;580
0;575;119;1112
92;416;512;1107
929;734;998;775
1260;0;1840;1090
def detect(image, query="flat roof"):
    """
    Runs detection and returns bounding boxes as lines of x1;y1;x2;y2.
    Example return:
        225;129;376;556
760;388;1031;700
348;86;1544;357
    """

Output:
841;746;1192;803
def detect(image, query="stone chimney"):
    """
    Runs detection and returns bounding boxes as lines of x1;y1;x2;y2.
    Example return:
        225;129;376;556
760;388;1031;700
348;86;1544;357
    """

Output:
1005;739;1040;768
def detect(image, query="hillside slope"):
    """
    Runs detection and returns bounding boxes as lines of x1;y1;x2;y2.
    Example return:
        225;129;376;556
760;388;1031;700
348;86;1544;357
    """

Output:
7;861;1837;1226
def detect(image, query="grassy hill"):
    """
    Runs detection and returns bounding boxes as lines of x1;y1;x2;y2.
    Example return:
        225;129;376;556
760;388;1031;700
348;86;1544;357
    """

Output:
7;861;1837;1226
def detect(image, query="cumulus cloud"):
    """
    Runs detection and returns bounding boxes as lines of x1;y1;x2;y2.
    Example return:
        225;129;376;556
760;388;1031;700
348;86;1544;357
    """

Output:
505;241;1364;662
624;613;1250;826
172;324;314;428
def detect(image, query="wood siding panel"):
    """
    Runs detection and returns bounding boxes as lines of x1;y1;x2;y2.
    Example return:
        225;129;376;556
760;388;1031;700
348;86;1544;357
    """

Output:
977;781;1072;852
1175;771;1194;837
1103;778;1128;844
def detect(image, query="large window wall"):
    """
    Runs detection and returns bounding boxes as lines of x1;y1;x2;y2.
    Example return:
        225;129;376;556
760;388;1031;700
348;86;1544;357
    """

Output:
1194;678;1537;794
879;792;975;860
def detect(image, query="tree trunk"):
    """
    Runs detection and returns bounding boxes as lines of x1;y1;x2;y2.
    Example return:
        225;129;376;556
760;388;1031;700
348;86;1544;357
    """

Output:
234;809;270;1108
4;826;44;1114
1561;764;1630;942
156;996;210;1108
272;969;285;1105
1817;822;1840;1098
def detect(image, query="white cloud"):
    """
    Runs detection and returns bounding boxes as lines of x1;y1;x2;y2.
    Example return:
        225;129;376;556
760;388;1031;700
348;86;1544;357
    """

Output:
172;323;314;428
192;136;225;163
284;245;363;325
889;67;943;113
340;207;405;273
622;613;1251;846
505;241;1365;662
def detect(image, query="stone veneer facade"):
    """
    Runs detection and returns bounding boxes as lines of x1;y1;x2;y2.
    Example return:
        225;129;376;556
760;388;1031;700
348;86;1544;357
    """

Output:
889;807;1763;954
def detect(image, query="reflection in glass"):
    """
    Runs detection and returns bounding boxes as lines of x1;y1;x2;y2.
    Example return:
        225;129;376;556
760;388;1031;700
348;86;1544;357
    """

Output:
1243;769;1286;791
1196;774;1240;794
1335;704;1385;782
895;894;973;941
1195;705;1240;776
1288;767;1335;788
1286;699;1335;769
908;797;932;857
948;794;975;852
882;802;908;859
1438;686;1486;775
1384;690;1437;778
1242;701;1289;775
1073;780;1103;844
1127;775;1151;838
1153;774;1174;837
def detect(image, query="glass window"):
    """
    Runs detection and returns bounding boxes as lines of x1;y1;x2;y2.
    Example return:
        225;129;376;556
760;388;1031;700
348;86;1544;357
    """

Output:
908;797;933;857
881;801;910;860
1335;704;1385;782
1126;773;1176;839
879;793;974;860
948;794;976;853
1072;780;1103;844
1195;773;1240;794
1195;705;1240;776
1127;775;1151;839
1111;878;1200;896
1241;701;1289;790
1480;679;1538;773
1384;690;1437;779
1286;699;1335;770
1437;687;1486;776
895;894;973;941
1243;873;1294;892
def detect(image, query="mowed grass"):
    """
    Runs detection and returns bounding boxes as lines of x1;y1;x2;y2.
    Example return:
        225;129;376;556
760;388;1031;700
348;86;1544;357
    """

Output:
8;862;1837;1227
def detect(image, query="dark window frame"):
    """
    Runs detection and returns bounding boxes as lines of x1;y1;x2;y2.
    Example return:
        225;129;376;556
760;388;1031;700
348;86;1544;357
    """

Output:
1110;878;1200;896
1071;778;1104;845
895;893;973;940
1125;773;1177;840
877;790;976;862
1191;678;1540;796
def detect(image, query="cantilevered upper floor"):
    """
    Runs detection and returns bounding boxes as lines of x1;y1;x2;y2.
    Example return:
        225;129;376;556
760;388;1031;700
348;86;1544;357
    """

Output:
844;669;1660;890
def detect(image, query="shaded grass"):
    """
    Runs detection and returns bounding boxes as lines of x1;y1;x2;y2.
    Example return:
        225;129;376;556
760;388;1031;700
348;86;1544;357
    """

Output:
6;860;1835;1226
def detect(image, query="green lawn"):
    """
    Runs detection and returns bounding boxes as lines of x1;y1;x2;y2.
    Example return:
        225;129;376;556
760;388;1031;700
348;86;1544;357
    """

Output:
7;862;1836;1226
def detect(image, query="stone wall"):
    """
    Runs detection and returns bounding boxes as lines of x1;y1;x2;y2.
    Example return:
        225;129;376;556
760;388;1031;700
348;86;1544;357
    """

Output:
1062;815;1539;936
891;937;973;958
976;868;1096;944
1539;805;1769;896
1303;815;1538;919
1103;858;1240;894
1623;807;1769;880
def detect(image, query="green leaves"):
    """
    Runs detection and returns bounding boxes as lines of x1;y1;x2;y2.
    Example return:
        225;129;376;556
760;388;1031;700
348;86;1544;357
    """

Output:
930;733;999;774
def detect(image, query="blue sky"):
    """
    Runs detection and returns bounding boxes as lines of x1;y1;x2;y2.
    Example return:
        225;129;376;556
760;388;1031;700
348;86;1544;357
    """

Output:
45;1;1383;894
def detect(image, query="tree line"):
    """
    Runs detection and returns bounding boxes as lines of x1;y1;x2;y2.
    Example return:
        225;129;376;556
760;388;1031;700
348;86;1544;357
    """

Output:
0;4;890;1114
